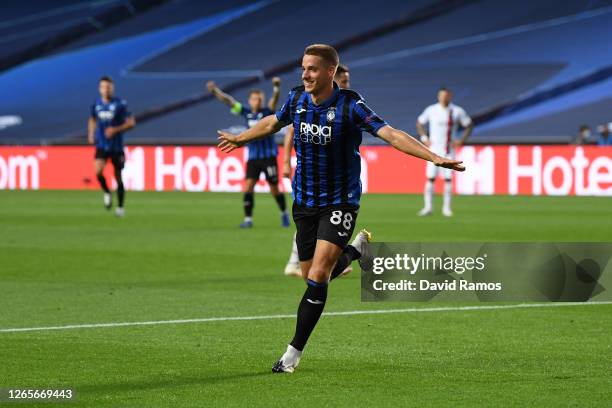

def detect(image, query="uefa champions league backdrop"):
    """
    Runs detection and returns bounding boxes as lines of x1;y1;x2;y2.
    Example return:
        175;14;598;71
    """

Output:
1;1;611;407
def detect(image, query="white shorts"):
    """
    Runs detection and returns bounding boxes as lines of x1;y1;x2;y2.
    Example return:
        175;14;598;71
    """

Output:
426;147;454;180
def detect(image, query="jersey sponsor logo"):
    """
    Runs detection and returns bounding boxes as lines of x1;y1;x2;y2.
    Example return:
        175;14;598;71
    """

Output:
296;108;307;114
299;122;332;145
98;110;115;120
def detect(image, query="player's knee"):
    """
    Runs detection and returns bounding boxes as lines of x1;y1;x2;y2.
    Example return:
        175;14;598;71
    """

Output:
307;266;330;284
245;180;256;192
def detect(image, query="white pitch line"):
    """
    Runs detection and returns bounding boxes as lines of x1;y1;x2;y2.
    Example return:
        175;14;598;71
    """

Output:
1;301;611;334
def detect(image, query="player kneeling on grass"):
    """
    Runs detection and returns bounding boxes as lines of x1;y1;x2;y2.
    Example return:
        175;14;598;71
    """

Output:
87;76;135;217
218;44;464;373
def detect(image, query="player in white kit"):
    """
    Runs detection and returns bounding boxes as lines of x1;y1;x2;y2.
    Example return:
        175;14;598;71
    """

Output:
416;87;473;217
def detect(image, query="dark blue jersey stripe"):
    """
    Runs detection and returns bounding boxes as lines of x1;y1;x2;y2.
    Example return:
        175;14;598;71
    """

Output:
311;108;321;207
294;92;308;205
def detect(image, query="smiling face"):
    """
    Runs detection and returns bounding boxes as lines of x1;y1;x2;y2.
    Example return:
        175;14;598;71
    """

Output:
301;54;336;95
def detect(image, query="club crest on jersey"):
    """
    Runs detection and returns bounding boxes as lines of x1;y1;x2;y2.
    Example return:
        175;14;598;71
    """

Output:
326;107;336;123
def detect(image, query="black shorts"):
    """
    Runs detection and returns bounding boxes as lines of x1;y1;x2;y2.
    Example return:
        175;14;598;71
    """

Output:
246;158;278;184
292;202;359;262
95;148;125;170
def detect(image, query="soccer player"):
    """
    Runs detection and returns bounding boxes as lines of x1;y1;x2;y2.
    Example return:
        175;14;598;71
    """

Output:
218;44;464;373
207;78;289;228
282;64;352;278
416;87;473;217
87;76;135;217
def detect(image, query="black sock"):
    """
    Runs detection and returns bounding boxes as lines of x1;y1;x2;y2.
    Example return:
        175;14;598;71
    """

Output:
330;245;361;281
274;193;287;212
290;279;328;351
97;174;110;193
243;192;254;217
116;173;125;208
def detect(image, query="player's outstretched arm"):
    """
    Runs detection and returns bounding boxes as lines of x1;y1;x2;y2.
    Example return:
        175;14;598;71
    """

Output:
268;77;281;111
377;125;465;171
207;81;237;108
218;114;284;153
282;125;294;178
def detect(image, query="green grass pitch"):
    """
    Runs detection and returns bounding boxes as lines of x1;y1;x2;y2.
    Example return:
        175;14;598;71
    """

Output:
1;191;611;407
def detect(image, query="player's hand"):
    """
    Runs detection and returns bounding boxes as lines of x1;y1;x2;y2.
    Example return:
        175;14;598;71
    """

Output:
433;156;465;172
217;130;243;153
104;127;117;138
272;77;281;87
452;140;463;149
206;81;217;93
282;162;292;179
88;134;94;144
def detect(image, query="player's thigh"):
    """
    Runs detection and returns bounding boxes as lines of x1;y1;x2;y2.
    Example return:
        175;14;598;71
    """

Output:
111;152;125;172
263;158;279;185
425;161;438;179
316;205;359;250
245;160;261;189
307;239;344;283
443;167;454;180
292;202;318;263
442;150;456;180
94;158;106;174
244;178;257;192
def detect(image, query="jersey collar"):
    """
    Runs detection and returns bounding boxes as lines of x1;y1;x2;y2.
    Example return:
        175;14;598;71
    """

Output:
308;82;340;110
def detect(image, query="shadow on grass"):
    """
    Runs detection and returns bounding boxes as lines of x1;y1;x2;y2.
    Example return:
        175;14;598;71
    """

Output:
78;370;274;394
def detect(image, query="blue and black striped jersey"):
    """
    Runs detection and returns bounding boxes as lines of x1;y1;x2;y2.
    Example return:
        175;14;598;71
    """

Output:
232;105;278;161
90;96;132;152
276;82;387;208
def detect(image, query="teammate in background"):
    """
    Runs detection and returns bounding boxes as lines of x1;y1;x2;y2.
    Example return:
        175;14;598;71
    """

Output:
416;87;473;217
218;44;464;373
88;76;135;217
207;78;289;228
596;122;612;145
282;64;351;277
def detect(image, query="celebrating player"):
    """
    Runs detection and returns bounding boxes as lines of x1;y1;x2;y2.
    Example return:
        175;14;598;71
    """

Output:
207;78;289;228
218;44;464;373
87;76;135;217
282;64;352;278
416;87;473;217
